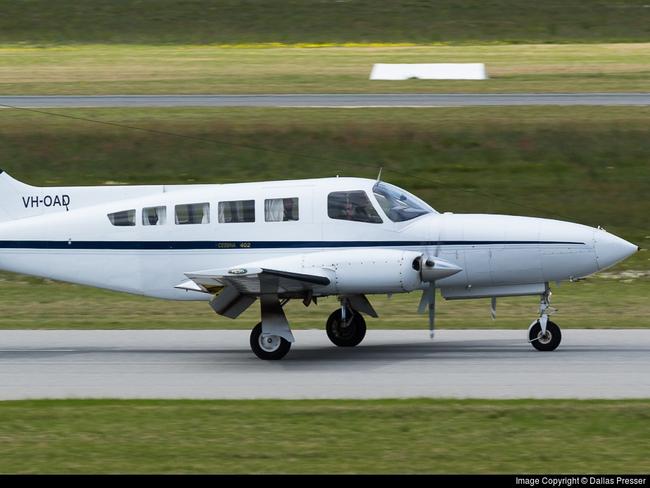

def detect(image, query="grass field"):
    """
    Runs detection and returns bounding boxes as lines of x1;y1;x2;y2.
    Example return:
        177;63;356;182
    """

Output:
2;0;649;45
3;106;648;242
2;43;649;94
0;399;648;473
0;106;648;330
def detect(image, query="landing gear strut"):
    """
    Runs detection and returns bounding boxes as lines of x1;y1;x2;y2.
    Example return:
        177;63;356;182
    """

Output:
326;306;367;347
528;286;562;351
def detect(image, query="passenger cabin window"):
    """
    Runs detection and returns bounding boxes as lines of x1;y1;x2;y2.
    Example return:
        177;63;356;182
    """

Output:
218;200;255;223
107;209;136;227
327;191;382;224
265;198;299;222
142;206;167;226
372;181;432;222
175;203;210;225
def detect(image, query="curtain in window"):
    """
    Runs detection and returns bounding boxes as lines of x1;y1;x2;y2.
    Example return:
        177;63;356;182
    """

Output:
265;199;284;222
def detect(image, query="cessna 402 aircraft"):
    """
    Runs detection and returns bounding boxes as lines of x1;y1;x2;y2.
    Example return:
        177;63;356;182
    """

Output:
0;169;637;359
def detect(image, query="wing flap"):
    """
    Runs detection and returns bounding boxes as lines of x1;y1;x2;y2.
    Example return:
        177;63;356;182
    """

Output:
175;264;331;320
209;286;257;319
178;266;330;296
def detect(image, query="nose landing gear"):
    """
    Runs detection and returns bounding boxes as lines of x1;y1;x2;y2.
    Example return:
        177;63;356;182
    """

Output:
529;320;562;351
528;286;562;351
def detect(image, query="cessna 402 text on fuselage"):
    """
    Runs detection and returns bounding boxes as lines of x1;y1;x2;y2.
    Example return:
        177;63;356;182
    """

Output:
0;170;637;359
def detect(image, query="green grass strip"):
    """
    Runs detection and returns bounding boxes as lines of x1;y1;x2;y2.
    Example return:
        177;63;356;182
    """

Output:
2;43;649;94
0;399;648;473
3;107;648;246
1;0;649;45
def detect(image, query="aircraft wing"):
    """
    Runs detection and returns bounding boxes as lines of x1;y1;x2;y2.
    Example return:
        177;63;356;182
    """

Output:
176;266;331;295
173;248;428;320
175;265;332;319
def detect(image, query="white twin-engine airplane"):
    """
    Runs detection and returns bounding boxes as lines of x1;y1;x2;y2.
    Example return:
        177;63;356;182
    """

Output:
0;169;638;359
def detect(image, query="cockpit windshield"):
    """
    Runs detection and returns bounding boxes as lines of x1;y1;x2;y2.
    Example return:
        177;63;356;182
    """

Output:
372;181;435;222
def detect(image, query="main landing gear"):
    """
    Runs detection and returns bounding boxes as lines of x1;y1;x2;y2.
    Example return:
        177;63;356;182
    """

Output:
248;297;370;360
249;294;295;361
250;322;292;360
326;307;367;347
528;286;562;351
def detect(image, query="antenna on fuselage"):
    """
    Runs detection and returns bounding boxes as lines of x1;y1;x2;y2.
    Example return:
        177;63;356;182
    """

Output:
376;167;383;182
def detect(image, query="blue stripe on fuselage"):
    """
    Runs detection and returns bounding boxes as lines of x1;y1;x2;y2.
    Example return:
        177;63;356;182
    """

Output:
0;240;586;250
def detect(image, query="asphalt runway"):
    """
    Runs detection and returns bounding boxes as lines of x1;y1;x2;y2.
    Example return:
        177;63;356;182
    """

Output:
1;93;649;108
1;329;648;400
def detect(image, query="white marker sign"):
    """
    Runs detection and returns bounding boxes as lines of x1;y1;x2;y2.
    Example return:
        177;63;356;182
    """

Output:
370;63;487;80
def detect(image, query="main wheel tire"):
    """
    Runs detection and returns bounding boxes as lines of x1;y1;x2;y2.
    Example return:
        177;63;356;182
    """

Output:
529;320;561;351
326;309;367;347
250;322;291;360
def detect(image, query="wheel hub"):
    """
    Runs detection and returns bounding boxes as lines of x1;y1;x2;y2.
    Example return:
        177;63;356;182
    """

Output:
537;330;553;345
334;319;355;338
259;334;281;352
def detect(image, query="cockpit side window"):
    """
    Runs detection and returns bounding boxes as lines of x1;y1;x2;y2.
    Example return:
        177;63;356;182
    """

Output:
372;182;433;222
107;209;136;227
327;191;383;224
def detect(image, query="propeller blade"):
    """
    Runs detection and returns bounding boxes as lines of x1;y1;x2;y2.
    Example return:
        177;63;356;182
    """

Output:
418;283;436;338
490;297;497;320
428;285;436;339
417;286;430;314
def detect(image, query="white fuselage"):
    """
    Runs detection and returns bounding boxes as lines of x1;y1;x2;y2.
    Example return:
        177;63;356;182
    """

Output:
0;176;637;301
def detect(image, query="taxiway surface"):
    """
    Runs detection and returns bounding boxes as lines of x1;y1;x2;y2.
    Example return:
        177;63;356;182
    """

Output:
1;93;649;108
1;329;648;400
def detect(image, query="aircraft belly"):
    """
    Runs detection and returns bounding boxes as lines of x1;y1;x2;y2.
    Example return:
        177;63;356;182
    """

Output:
0;248;210;300
0;250;144;295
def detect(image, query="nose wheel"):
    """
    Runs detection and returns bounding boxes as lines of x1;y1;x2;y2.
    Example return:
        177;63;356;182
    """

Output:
528;286;561;351
529;320;562;351
250;322;291;360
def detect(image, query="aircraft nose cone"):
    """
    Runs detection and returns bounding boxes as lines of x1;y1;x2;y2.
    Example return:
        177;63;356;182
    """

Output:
594;229;638;270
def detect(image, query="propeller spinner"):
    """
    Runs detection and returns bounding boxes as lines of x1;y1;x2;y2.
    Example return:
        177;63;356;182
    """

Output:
415;256;462;338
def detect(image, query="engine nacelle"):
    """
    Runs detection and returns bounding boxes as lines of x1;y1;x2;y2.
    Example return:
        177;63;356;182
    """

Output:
302;248;423;294
227;248;464;297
